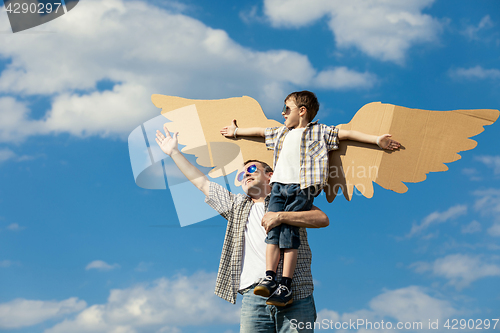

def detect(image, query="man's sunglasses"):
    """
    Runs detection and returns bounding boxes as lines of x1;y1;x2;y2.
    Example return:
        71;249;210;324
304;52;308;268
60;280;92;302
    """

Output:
237;164;258;182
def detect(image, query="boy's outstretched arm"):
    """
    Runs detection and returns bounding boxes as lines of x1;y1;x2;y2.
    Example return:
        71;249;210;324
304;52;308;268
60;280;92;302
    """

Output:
220;119;265;138
338;129;401;150
155;124;210;196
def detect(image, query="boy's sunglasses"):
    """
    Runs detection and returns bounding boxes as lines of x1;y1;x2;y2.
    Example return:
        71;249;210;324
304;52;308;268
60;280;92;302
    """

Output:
237;164;258;182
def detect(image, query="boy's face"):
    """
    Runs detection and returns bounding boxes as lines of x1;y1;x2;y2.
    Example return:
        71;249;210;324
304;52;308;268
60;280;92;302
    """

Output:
282;98;305;129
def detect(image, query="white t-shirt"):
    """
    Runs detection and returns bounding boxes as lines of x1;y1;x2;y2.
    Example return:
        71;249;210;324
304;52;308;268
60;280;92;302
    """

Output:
239;202;267;290
270;128;305;184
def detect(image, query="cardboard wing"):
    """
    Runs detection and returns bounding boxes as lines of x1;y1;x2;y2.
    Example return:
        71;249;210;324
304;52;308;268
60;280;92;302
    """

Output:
325;102;500;202
129;95;499;226
151;95;281;184
128;95;280;226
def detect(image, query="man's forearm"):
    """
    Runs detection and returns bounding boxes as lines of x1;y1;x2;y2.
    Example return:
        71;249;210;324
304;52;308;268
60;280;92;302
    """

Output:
170;149;210;196
276;206;329;228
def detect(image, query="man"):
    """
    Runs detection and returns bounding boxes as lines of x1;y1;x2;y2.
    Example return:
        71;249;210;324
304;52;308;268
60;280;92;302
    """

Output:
155;124;329;332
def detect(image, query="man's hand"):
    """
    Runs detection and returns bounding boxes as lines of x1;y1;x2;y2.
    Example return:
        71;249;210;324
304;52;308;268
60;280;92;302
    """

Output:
220;119;238;138
262;212;282;233
155;124;179;156
377;134;401;150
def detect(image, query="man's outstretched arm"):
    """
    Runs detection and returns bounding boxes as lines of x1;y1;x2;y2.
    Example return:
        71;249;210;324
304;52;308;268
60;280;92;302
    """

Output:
261;207;329;233
155;124;210;196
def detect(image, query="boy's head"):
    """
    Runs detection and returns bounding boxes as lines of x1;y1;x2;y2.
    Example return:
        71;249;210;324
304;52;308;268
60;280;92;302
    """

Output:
284;91;319;123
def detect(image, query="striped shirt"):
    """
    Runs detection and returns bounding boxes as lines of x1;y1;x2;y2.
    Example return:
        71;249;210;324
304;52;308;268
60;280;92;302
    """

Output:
265;121;339;190
205;182;314;304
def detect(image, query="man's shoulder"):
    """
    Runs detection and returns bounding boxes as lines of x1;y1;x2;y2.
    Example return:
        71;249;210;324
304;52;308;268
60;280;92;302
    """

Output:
210;182;247;197
206;182;249;207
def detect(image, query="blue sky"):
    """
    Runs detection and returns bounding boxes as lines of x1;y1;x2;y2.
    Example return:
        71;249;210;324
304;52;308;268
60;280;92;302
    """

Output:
1;0;499;332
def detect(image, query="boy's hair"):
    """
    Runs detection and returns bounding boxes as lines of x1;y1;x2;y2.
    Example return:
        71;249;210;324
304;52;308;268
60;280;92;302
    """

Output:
243;159;273;173
285;91;320;122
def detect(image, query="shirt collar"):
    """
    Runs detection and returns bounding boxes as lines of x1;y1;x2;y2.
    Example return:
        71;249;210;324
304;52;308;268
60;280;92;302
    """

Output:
306;120;319;127
285;120;318;131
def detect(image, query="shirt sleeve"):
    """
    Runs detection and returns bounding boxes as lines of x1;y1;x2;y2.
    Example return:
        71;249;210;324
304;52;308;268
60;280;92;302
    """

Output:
265;127;281;150
324;125;339;151
204;182;241;220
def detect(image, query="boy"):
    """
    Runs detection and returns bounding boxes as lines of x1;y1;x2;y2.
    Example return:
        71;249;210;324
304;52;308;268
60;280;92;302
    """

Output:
221;91;400;306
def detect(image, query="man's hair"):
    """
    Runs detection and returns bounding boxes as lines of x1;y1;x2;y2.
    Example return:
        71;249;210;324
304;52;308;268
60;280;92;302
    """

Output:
243;159;273;173
285;90;320;122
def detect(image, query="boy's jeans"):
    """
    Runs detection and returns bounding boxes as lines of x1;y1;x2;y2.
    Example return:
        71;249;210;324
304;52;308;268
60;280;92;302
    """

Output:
240;286;317;333
266;183;315;249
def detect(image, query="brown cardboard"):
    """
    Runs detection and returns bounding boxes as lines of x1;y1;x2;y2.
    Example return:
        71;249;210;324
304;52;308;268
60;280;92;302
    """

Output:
327;102;499;202
152;95;281;184
152;95;499;202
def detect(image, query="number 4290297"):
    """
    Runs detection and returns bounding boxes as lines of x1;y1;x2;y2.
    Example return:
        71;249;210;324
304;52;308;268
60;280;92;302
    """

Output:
5;2;62;14
444;319;498;330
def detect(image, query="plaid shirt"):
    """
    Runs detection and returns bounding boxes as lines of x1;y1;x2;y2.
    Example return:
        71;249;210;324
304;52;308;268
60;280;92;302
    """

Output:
265;121;339;190
205;182;314;304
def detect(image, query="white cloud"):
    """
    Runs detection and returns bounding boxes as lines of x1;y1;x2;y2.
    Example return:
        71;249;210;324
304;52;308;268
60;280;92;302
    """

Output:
0;146;35;163
411;254;500;289
0;260;13;268
0;297;86;329
43;83;153;139
461;167;481;181
85;260;120;271
45;272;240;333
0;97;40;143
0;0;375;144
0;148;16;163
461;220;481;234
488;223;500;237
317;286;457;331
406;205;467;238
474;189;500;214
239;5;265;24
6;223;26;231
263;0;442;63
134;262;154;272
462;15;494;40
315;67;377;89
475;155;500;175
473;188;500;237
449;66;500;80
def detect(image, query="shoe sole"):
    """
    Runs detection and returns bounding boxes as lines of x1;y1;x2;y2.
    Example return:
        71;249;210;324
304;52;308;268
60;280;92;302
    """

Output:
253;286;272;297
266;298;293;307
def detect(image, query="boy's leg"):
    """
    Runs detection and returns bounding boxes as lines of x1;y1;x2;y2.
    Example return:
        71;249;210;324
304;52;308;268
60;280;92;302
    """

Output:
266;246;297;306
266;183;284;272
254;243;280;297
267;185;314;306
266;243;281;272
282;248;298;278
255;183;286;297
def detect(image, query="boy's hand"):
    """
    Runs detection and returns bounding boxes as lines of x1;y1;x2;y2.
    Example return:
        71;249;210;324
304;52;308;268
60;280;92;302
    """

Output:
155;124;179;156
220;119;238;138
377;134;401;150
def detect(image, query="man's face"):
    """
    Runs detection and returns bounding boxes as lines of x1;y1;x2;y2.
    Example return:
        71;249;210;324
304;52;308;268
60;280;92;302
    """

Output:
240;162;272;196
282;98;304;129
